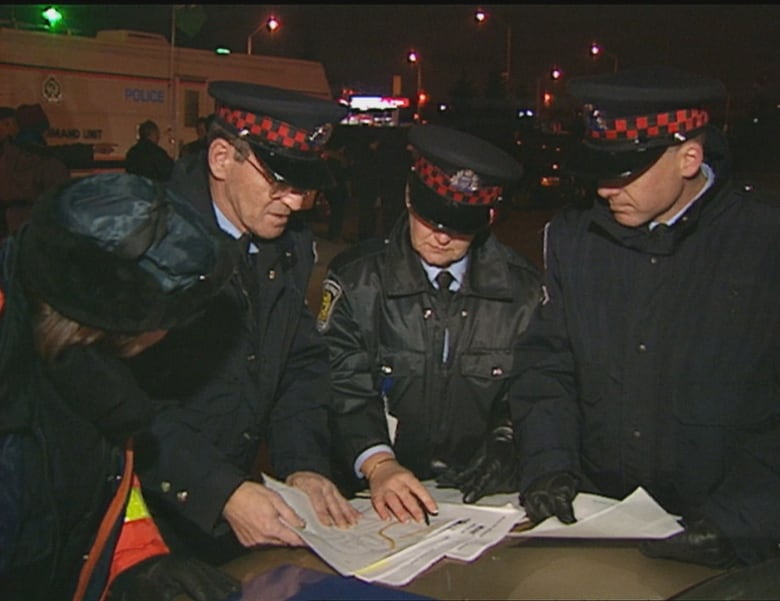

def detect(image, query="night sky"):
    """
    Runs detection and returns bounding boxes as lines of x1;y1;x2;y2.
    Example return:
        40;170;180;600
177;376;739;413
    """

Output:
2;4;779;113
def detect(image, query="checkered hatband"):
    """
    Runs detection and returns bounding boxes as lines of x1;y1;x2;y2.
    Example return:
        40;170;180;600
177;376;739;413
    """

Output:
216;104;332;154
413;155;501;206
586;107;709;142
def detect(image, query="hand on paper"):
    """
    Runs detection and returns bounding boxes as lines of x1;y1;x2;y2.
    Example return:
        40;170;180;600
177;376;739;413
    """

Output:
222;480;306;547
435;424;521;504
286;470;361;528
366;457;438;524
521;471;578;524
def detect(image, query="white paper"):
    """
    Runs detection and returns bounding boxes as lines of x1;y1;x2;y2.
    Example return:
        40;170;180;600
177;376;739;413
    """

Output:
263;475;524;585
264;475;681;587
510;486;684;539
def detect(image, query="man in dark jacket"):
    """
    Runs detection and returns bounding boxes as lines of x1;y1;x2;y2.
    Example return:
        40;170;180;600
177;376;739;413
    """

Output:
125;119;174;182
131;81;359;565
511;66;780;568
318;125;541;523
0;173;239;601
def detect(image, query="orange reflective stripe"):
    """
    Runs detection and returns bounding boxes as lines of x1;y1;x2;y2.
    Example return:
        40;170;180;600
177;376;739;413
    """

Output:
73;444;135;601
107;475;169;584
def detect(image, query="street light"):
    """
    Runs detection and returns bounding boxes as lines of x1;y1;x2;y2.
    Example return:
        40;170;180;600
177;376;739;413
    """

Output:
407;49;424;121
474;8;512;86
247;15;280;55
589;41;619;73
536;66;564;128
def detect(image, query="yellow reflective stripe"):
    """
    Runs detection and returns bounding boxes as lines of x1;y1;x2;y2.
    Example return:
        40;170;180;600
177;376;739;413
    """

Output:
124;485;151;523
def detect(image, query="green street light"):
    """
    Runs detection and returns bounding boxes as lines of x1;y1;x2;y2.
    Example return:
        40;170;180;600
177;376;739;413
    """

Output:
215;45;231;55
41;6;63;29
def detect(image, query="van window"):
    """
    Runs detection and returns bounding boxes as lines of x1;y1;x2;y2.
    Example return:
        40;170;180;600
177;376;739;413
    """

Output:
184;90;200;127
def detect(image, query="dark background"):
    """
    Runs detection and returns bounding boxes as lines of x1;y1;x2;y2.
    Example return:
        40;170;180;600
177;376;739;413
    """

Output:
2;4;779;113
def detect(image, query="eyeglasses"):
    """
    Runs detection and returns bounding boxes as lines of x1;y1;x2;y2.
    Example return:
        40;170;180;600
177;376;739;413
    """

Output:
244;153;317;205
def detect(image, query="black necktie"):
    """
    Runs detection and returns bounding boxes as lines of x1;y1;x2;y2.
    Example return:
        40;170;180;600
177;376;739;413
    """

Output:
436;270;454;302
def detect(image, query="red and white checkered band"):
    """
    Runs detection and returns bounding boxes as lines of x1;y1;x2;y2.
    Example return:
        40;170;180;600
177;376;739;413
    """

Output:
413;155;501;206
216;104;321;154
587;108;709;141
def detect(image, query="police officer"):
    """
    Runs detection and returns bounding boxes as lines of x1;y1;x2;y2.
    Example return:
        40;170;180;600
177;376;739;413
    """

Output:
131;81;360;565
318;125;541;522
511;66;780;568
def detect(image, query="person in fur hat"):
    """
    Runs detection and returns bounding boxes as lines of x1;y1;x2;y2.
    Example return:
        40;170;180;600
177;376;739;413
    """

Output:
0;173;241;601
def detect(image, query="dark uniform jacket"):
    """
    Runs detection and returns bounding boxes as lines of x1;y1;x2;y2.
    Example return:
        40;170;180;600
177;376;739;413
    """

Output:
132;153;333;541
510;169;780;564
319;218;541;483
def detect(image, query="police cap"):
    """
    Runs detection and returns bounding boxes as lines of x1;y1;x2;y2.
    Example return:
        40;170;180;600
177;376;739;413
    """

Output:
407;125;523;235
564;66;727;181
208;81;348;190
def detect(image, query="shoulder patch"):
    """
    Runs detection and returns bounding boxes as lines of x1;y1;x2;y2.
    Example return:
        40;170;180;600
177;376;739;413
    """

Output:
316;277;343;333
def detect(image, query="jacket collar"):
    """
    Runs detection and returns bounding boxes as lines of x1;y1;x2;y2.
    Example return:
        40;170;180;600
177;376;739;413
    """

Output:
590;173;732;256
383;218;515;301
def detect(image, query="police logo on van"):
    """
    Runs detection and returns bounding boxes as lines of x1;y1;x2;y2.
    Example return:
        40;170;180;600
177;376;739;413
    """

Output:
42;75;63;103
316;277;342;333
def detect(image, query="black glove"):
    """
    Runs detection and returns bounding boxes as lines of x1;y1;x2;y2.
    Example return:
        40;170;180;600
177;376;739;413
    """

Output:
435;424;521;504
521;471;578;524
639;516;738;569
109;554;242;601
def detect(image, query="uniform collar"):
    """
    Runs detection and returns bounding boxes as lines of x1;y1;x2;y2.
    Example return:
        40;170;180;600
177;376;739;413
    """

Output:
420;255;468;291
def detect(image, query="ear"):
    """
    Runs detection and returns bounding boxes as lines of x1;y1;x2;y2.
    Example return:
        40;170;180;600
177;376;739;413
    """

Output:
678;139;704;179
208;138;233;181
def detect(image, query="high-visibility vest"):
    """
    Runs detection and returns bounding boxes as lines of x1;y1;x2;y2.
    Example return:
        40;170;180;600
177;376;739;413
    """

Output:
72;441;169;601
108;474;170;582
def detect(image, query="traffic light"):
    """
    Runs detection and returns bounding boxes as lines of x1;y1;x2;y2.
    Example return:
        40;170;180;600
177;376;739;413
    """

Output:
41;6;63;29
417;91;428;106
215;45;231;55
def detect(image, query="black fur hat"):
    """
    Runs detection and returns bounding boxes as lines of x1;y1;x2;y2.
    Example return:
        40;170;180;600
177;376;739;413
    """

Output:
17;173;238;332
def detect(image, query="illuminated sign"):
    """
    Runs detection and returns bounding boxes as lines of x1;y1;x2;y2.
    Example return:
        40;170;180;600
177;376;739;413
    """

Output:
348;96;410;111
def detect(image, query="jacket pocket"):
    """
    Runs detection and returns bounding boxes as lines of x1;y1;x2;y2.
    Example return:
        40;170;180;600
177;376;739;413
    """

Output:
459;350;513;403
376;349;424;412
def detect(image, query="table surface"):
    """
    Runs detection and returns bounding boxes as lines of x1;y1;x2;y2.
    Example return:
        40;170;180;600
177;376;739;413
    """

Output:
221;536;724;600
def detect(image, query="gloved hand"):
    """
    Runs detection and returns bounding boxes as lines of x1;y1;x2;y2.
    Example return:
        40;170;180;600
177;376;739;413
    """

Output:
521;471;578;524
108;554;242;601
639;516;738;569
435;424;521;504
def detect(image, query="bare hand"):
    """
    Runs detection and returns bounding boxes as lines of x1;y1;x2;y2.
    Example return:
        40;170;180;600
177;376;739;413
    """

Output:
222;480;306;548
286;471;361;528
366;458;438;523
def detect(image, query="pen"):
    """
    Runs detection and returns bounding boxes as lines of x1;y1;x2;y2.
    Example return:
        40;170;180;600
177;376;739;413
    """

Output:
417;498;431;525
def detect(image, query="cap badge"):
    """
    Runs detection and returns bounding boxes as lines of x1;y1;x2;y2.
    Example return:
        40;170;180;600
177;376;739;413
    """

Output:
449;169;481;193
585;105;608;132
308;123;333;147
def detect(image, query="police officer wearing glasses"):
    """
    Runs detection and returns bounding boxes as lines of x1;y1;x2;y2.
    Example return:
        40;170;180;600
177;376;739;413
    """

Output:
131;81;360;565
511;66;780;569
318;125;541;523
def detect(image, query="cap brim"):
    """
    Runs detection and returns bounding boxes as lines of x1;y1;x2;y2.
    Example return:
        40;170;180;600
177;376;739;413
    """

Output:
251;144;335;190
408;178;490;235
563;142;667;182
